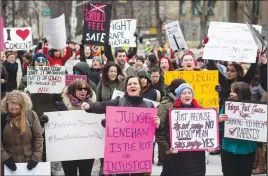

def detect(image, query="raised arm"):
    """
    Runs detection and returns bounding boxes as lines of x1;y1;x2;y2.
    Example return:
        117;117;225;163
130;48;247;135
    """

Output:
243;57;258;84
104;42;114;62
85;97;120;114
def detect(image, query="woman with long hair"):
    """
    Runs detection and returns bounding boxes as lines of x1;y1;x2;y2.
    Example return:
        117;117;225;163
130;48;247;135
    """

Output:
1;91;43;172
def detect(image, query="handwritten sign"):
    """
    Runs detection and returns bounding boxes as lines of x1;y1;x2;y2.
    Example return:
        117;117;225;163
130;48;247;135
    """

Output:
111;89;160;108
4;162;50;176
44;14;67;49
109;19;136;47
83;2;112;45
65;75;87;86
104;106;157;175
44;110;105;162
166;21;187;51
27;66;65;94
170;109;219;151
203;22;262;63
164;70;219;109
224;100;267;142
0;17;4;50
4;27;32;51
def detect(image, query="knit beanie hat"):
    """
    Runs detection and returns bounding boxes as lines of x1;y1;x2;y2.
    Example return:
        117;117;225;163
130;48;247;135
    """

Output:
92;56;103;64
31;52;47;65
137;70;151;83
175;83;194;98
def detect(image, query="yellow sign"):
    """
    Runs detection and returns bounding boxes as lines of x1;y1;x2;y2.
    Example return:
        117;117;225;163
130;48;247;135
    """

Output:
164;70;219;109
150;28;156;35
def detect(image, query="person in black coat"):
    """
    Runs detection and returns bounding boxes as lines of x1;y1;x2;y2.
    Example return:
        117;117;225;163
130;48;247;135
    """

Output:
3;52;18;92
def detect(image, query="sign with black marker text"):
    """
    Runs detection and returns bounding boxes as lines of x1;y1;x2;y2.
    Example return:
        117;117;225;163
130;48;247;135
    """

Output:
224;100;267;142
170;108;219;151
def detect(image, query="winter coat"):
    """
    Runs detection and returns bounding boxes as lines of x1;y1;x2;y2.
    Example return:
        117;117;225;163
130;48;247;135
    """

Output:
56;86;97;111
43;46;72;66
3;61;18;91
96;80;125;102
143;85;157;101
156;92;175;160
18;75;60;117
260;63;267;91
122;63;135;78
88;68;101;86
1;63;8;93
250;84;265;102
73;62;97;92
1;92;43;163
165;98;206;176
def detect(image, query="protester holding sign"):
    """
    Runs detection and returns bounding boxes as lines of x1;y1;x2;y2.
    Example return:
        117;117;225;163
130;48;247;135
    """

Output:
1;91;43;171
81;75;160;176
96;62;125;102
164;83;212;176
79;42;94;62
44;78;97;176
219;82;257;176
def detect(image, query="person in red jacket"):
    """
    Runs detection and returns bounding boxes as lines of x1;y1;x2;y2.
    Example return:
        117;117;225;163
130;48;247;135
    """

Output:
42;44;72;66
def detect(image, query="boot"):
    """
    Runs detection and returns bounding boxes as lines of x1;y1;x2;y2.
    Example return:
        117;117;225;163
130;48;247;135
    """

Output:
253;149;259;170
252;148;266;175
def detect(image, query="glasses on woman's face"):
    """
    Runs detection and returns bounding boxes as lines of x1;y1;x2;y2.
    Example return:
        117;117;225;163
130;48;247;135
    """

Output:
77;87;88;91
36;57;47;63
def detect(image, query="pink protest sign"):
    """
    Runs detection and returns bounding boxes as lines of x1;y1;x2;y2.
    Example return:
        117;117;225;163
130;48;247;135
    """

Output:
65;75;87;86
104;106;157;175
0;17;4;50
169;108;219;151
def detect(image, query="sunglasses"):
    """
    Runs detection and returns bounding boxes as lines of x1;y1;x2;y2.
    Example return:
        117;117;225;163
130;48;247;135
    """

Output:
77;87;88;91
36;57;47;63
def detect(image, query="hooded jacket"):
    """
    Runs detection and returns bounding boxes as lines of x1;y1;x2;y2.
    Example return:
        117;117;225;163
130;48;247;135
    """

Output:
1;92;43;163
73;62;97;92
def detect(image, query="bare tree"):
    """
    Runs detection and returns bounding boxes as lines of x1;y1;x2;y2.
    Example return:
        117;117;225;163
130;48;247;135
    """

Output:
154;0;166;46
237;0;259;24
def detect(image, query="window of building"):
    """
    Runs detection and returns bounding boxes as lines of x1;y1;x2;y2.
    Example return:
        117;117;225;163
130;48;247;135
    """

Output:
192;0;201;16
253;0;259;16
180;0;186;16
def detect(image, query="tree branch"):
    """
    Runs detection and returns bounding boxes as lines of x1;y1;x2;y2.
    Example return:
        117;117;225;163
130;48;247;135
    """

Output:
239;3;252;21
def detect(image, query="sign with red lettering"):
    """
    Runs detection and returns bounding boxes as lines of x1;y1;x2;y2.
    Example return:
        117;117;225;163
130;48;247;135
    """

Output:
83;2;112;45
4;27;32;51
224;100;267;142
27;66;66;94
65;75;87;86
170;108;219;151
104;106;157;175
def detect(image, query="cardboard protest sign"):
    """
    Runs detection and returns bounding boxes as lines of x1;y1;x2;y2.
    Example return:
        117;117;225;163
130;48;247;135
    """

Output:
65;75;87;86
164;70;219;109
83;2;112;45
109;19;136;47
0;17;4;50
3;27;32;51
111;89;160;108
224;100;267;142
27;66;65;94
170;109;219;151
44;14;67;49
4;162;50;176
203;22;262;63
246;21;267;55
166;21;187;51
44;110;105;161
104;106;157;174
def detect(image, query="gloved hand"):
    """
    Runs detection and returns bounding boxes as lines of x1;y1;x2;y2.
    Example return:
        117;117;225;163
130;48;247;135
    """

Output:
39;115;49;127
215;85;222;93
4;159;17;171
101;119;106;128
27;160;38;170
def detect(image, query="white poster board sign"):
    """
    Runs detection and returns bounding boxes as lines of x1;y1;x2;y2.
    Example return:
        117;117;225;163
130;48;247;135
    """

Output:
27;66;66;94
224;100;267;142
203;22;262;63
65;59;81;75
166;21;188;51
44;110;105;162
170;109;219;151
4;27;32;51
109;19;136;47
111;89;160;108
4;162;50;176
44;14;67;49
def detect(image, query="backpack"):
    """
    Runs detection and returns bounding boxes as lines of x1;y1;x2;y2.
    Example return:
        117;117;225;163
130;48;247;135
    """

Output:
1;110;34;140
118;97;153;108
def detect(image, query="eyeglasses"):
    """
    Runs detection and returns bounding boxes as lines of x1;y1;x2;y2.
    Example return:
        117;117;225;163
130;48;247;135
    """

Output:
77;87;88;91
36;57;47;63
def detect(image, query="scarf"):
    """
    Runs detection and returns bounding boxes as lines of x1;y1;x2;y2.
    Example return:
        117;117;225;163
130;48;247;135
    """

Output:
173;98;200;108
124;94;143;106
67;94;90;107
